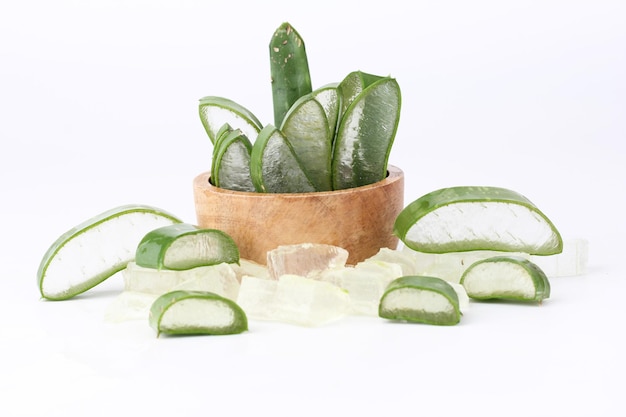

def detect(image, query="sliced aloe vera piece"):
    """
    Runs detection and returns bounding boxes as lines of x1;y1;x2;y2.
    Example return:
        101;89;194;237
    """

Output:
269;22;312;127
213;123;234;152
337;71;385;116
135;223;240;270
311;83;340;140
211;128;255;192
37;205;182;301
149;290;248;336
250;124;316;193
379;276;461;325
332;75;401;189
198;96;262;144
394;186;563;255
280;92;333;191
460;256;551;302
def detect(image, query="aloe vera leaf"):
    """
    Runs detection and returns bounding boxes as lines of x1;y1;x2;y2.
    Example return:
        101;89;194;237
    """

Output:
379;276;461;325
250;124;316;193
332;76;401;189
394;186;564;255
460;256;551;302
337;71;385;117
269;22;312;127
198;96;262;145
212;129;255;192
37;205;182;300
280;93;332;191
149;290;248;336
135;224;240;270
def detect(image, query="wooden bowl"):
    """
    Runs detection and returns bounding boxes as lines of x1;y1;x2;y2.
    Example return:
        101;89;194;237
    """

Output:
193;165;404;265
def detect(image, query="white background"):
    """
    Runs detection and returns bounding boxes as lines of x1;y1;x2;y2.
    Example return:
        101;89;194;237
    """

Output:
2;1;625;416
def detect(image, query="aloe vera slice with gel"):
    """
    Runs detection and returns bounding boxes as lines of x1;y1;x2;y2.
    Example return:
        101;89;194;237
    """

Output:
394;186;563;255
379;276;461;325
280;92;333;191
211;128;255;192
198;96;262;144
37;205;182;301
250;124;316;193
149;290;248;336
332;72;401;190
135;224;240;270
460;256;551;302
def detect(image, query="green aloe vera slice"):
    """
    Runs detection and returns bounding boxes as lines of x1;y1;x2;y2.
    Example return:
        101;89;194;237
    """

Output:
37;205;182;301
337;71;385;116
250;124;316;193
394;186;563;255
379;276;461;325
211;128;255;192
198;96;262;144
213;122;234;151
332;74;401;190
135;223;240;270
269;22;312;127
311;83;340;140
280;92;333;191
460;256;551;302
149;290;248;336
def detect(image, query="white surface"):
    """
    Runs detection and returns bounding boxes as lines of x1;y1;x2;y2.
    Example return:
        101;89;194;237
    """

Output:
2;1;624;416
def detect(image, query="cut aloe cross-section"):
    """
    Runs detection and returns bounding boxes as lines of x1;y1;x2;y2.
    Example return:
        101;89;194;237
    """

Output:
198;96;262;144
280;92;333;191
332;72;401;190
135;223;240;270
211;128;255;192
460;256;551;302
149;290;248;336
394;186;563;255
37;205;182;301
311;83;340;140
379;276;461;325
250;124;316;193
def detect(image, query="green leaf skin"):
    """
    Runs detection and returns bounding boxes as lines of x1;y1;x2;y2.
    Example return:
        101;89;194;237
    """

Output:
149;290;248;337
460;256;551;302
269;22;313;127
37;205;182;301
379;276;461;325
393;186;564;255
135;224;240;270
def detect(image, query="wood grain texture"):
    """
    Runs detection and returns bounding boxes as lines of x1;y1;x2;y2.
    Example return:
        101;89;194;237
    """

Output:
193;165;404;265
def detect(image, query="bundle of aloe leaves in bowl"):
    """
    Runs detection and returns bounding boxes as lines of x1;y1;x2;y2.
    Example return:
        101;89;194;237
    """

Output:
198;22;402;193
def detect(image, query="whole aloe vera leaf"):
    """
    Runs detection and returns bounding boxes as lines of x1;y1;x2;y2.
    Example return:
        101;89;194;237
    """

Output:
269;22;312;127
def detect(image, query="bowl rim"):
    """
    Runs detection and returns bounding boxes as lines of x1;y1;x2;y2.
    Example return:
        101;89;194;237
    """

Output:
193;165;404;198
